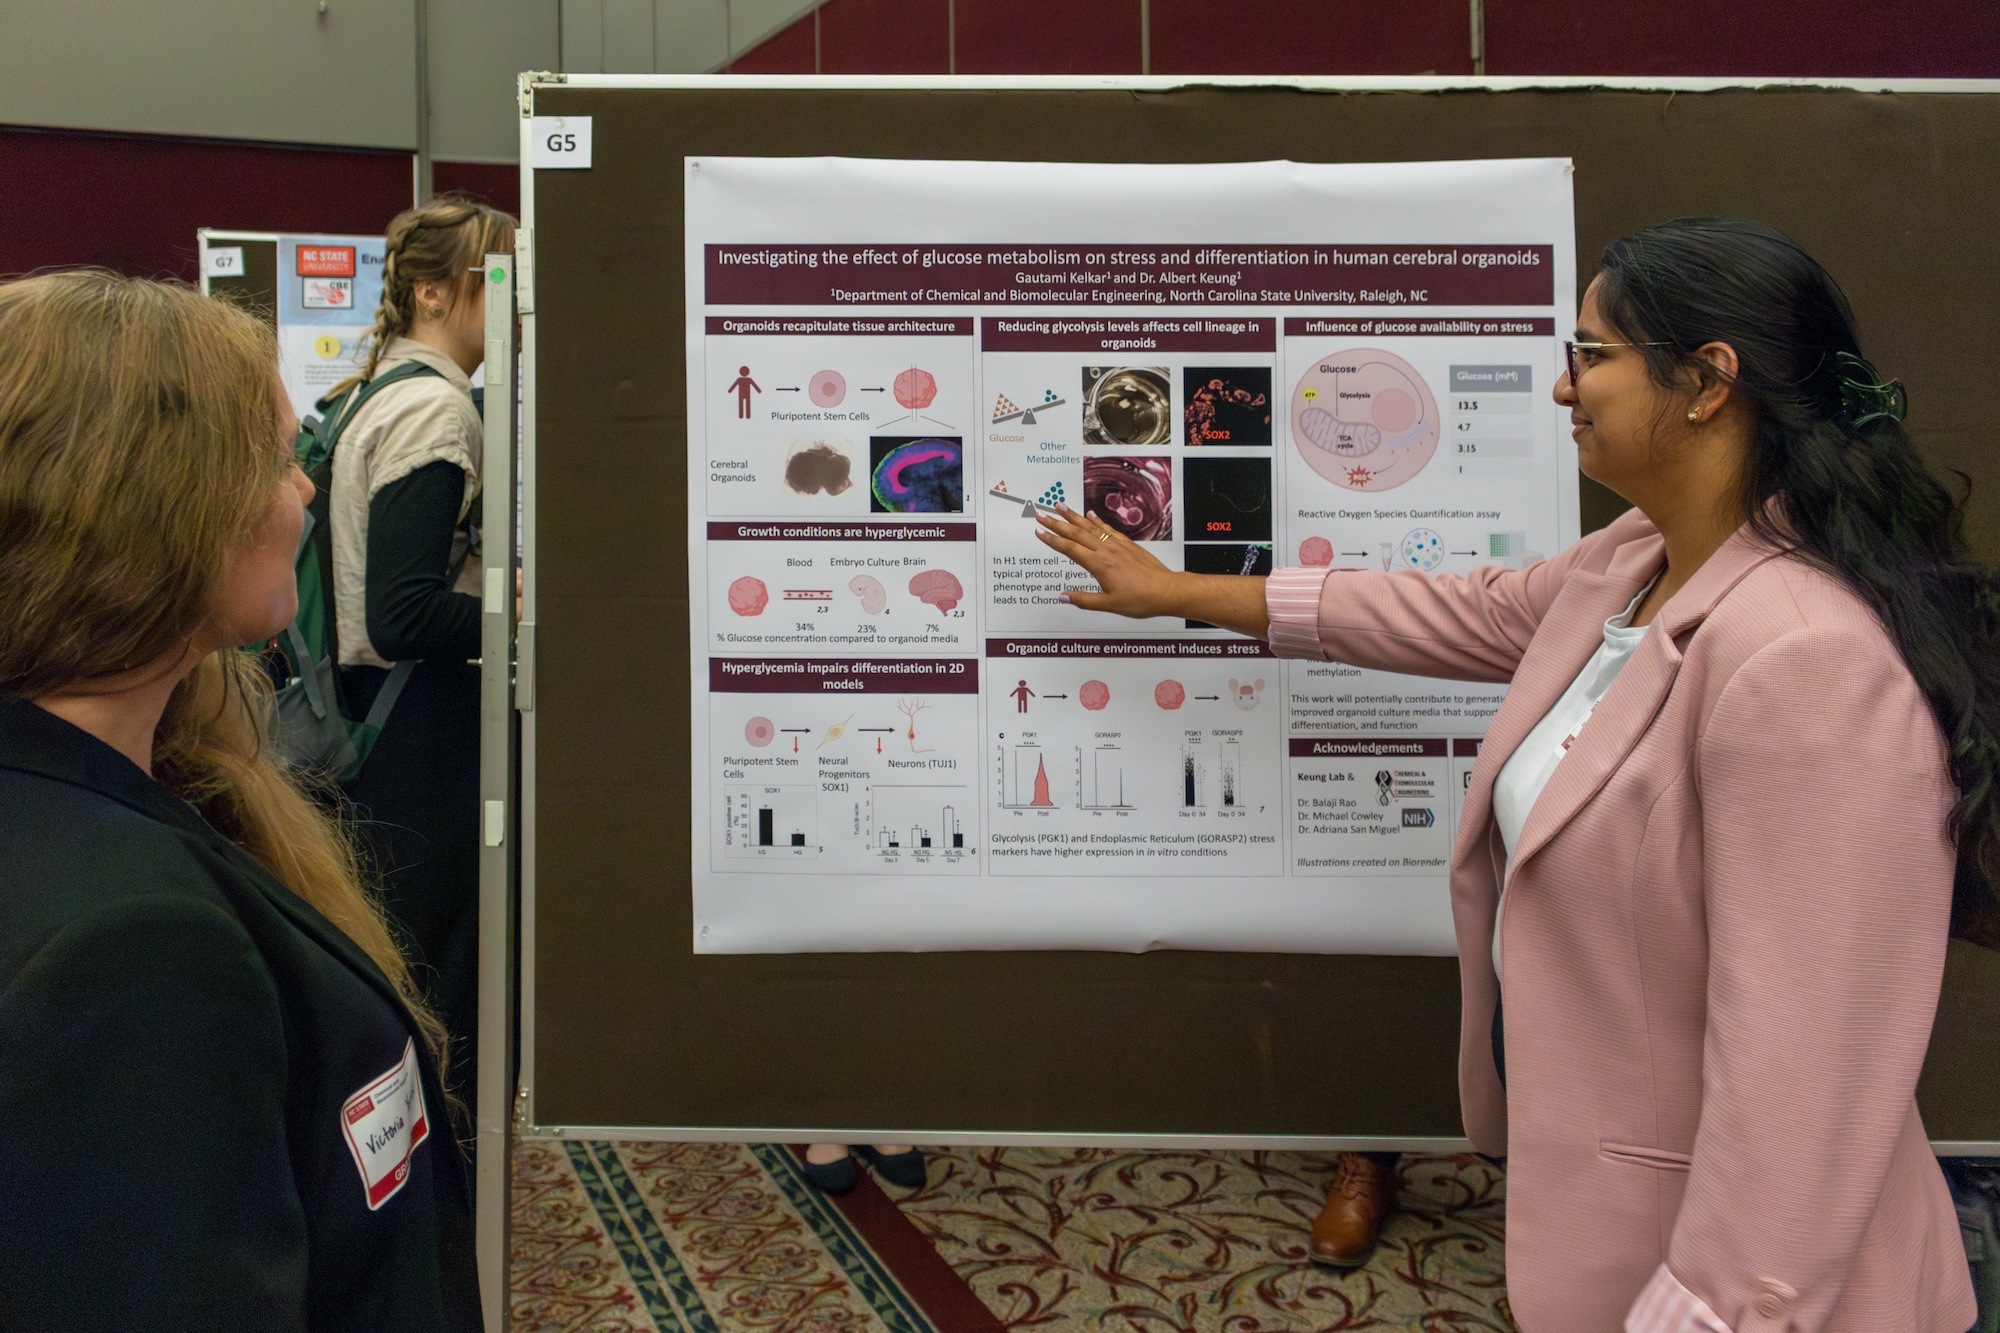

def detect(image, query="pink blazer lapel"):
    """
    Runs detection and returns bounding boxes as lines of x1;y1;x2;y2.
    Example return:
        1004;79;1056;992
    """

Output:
1502;523;1786;877
1453;535;1666;878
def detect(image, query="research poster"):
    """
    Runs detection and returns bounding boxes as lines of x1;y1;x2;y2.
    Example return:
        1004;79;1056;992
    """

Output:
685;157;1578;954
275;233;386;420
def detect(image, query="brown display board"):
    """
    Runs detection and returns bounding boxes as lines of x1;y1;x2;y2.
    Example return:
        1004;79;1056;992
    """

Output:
522;80;2000;1141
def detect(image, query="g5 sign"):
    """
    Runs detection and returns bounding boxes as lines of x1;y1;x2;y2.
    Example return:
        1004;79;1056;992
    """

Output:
529;117;593;170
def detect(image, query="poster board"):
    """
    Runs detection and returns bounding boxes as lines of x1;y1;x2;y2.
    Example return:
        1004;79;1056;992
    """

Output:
513;76;2000;1149
198;228;385;419
678;156;1580;955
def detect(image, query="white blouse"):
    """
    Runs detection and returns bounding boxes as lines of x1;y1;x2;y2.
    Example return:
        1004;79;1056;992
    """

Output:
1488;576;1656;977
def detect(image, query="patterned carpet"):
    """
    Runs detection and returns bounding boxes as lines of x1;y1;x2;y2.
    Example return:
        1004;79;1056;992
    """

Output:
511;1141;1516;1333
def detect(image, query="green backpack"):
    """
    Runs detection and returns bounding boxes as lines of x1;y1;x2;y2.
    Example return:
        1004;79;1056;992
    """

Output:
271;362;442;784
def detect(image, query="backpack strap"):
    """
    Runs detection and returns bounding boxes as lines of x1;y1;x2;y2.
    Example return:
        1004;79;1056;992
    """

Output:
314;359;442;454
363;659;416;732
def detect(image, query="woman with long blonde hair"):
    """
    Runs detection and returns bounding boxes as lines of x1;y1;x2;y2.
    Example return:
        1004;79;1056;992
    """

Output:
0;271;480;1329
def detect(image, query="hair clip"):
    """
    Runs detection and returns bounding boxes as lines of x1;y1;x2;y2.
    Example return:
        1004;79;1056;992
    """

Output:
1833;351;1907;428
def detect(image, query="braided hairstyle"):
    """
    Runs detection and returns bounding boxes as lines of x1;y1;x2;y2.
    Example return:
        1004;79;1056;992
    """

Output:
339;193;515;392
1596;217;2000;947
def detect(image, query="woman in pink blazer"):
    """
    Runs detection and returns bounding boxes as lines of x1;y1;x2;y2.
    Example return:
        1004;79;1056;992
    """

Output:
1037;218;1996;1332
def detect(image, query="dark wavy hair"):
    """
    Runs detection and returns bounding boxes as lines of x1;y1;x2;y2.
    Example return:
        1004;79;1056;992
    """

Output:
1595;217;2000;946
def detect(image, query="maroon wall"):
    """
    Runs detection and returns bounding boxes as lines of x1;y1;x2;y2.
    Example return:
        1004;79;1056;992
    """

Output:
0;125;521;284
733;0;1999;76
5;2;1992;280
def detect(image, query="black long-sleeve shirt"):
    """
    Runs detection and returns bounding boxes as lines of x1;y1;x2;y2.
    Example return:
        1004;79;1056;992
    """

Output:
364;460;480;664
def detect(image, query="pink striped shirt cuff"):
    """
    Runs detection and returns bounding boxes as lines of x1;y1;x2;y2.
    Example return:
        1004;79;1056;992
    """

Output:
1264;565;1335;660
1626;1264;1732;1333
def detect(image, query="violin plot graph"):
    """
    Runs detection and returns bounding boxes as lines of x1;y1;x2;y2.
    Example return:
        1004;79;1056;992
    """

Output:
1291;349;1440;491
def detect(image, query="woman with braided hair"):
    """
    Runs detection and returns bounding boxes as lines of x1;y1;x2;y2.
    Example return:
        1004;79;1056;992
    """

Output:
331;195;514;1120
1040;218;1994;1331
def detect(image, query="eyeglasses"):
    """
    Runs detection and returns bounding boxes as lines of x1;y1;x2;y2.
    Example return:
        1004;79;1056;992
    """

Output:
1564;340;1674;383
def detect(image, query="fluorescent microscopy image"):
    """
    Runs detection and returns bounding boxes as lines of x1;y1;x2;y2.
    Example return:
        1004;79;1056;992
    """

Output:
1184;456;1273;542
1183;367;1272;446
1084;455;1173;541
869;436;964;513
1183;542;1274;578
1082;366;1172;447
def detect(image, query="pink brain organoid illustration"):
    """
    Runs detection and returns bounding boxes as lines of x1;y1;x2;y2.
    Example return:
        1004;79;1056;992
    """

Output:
893;367;938;409
908;569;964;613
1300;536;1334;566
727;576;769;616
1154;679;1186;710
1079;680;1111;711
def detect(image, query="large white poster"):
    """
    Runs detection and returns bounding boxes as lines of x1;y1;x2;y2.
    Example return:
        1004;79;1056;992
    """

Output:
685;157;1578;954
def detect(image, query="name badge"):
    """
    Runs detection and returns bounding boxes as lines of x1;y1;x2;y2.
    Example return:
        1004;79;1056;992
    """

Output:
340;1039;431;1210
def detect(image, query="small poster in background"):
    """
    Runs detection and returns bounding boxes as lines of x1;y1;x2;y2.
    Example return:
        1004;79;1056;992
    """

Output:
276;234;386;419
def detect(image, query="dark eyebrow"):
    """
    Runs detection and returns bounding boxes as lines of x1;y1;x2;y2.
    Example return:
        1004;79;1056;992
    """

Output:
1571;324;1610;342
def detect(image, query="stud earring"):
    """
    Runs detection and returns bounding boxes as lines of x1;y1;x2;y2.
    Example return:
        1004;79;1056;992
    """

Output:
1687;408;1700;423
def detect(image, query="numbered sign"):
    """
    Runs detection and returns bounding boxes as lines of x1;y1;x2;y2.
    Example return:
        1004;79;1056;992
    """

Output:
530;116;592;170
204;246;244;277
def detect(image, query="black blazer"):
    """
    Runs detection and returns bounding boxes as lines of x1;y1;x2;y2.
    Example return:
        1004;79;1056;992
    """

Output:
0;692;481;1332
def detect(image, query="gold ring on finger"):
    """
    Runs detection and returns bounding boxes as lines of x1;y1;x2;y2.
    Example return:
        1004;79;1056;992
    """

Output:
1097;531;1112;543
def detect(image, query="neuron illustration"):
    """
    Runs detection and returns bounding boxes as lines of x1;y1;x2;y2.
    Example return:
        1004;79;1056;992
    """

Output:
896;697;935;753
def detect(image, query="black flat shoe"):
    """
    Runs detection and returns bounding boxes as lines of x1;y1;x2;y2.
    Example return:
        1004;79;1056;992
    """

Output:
801;1151;858;1194
857;1145;927;1189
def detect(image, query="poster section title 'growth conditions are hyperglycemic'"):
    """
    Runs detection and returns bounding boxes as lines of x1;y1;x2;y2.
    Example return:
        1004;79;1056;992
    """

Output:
684;156;1578;954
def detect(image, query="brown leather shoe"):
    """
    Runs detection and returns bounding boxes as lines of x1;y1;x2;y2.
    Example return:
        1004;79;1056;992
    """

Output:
1310;1153;1398;1267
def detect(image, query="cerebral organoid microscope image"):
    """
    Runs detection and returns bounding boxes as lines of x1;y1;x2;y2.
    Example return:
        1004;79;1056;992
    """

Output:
1183;367;1272;446
869;436;964;513
1082;366;1171;447
784;441;853;496
1083;455;1173;541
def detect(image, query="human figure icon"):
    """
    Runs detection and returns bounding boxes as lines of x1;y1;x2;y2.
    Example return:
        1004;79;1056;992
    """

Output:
728;365;760;418
1011;680;1034;713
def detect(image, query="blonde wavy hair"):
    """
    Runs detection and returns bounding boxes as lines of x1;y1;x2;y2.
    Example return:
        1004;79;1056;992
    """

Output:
0;270;445;1058
340;193;516;392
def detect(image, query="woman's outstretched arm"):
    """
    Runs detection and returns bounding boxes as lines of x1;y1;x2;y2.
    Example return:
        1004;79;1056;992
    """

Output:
1034;506;1269;637
1038;504;1650;681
